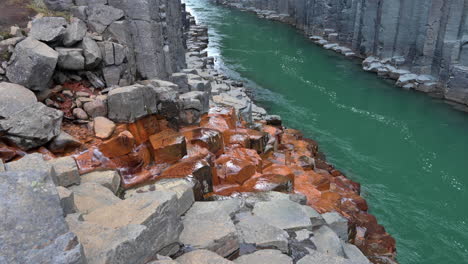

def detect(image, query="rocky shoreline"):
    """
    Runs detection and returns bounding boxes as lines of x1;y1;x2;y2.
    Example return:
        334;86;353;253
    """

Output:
1;1;394;264
215;0;468;113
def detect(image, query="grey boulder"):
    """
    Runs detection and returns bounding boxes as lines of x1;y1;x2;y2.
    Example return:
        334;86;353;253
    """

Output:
235;213;289;253
63;18;87;46
0;82;37;118
252;198;313;231
87;5;125;33
310;225;345;257
0;170;86;264
81;170;121;194
6;37;58;91
48;131;82;153
30;17;67;42
82;36;102;69
180;201;240;257
56;48;85;70
0;102;63;150
107;84;158;122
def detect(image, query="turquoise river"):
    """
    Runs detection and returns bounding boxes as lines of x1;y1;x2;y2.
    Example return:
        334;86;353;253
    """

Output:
184;1;468;263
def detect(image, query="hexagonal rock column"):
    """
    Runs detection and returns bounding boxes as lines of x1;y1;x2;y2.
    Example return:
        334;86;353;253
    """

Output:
149;130;187;164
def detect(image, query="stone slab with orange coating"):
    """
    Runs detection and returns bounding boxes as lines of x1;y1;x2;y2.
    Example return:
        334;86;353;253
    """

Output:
149;130;187;164
98;130;135;158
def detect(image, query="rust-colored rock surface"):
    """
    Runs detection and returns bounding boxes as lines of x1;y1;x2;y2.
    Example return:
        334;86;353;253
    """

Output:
149;129;187;164
46;106;395;261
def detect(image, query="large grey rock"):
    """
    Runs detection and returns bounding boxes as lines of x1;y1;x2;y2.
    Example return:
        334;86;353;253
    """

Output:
82;36;102;69
252;198;313;231
48;156;81;187
341;242;371;263
322;212;349;241
56;48;85;70
176;250;234;264
0;103;63;150
30;17;67;42
48;131;82;153
0;160;4;172
63;18;87;46
125;178;194;216
107;84;158;122
81;170;121;194
185;199;242;218
0;170;86;264
234;250;293;264
150;85;180;119
235;213;289;253
310;225;345;257
6;37;58;91
79;190;182;263
66;213;147;264
180;202;239;257
70;182;120;213
0;82;37;118
87;5;125;33
4;153;55;176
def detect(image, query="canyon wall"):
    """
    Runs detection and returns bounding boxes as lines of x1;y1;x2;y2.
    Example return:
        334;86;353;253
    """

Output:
220;0;468;104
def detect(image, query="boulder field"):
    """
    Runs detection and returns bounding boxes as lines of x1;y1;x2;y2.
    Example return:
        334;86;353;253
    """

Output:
0;1;395;264
217;0;468;112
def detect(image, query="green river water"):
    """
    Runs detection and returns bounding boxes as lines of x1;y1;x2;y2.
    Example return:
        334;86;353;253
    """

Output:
184;1;468;263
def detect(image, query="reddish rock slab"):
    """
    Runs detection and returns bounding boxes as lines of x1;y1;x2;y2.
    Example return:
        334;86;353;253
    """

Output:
149;130;187;164
225;148;262;173
241;173;292;193
160;156;213;200
223;129;250;149
214;155;257;185
183;127;224;156
208;106;237;128
232;128;269;154
127;115;161;145
200;114;235;133
98;131;136;158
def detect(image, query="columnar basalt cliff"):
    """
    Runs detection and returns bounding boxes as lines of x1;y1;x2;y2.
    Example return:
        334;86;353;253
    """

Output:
218;0;468;109
1;1;395;264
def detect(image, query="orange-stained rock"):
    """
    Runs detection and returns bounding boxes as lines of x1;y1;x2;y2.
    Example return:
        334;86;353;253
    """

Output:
37;147;56;161
121;163;169;189
241;173;292;193
149;130;187;164
200;114;235;132
208;107;237;128
223;129;250;149
98;131;136;158
127;115;161;144
74;147;103;174
232;128;269;154
0;142;24;162
214;155;257;185
225;147;263;173
262;125;282;138
263;164;294;181
160;156;213;200
183;127;224;156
